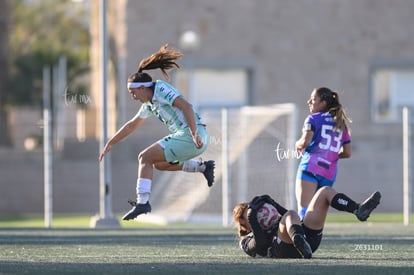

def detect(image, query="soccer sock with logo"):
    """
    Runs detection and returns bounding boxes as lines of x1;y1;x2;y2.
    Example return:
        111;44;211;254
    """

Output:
330;193;359;214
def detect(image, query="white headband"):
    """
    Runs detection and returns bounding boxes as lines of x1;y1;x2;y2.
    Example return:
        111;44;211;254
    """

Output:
127;82;153;89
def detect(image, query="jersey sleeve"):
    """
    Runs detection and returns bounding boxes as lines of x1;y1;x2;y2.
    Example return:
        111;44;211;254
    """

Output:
239;232;272;258
136;103;153;119
303;115;315;132
239;233;258;257
156;80;181;106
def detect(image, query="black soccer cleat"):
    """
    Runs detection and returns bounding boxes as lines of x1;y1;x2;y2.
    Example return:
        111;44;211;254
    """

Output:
202;160;215;187
122;201;152;221
293;234;312;259
355;191;381;222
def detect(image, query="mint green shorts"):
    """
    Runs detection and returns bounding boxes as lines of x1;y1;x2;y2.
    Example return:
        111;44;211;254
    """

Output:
158;125;209;165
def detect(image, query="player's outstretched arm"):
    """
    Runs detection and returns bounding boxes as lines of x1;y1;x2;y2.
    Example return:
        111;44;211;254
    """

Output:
98;115;145;161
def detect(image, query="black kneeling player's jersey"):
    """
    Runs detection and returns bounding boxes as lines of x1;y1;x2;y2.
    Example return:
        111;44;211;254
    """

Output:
239;223;279;257
239;194;287;257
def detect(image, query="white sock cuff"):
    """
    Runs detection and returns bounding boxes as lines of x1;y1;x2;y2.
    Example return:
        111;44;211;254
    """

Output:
136;178;152;194
137;193;150;204
182;159;204;172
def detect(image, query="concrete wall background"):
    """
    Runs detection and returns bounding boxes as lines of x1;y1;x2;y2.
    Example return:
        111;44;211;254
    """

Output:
122;0;414;213
1;0;413;217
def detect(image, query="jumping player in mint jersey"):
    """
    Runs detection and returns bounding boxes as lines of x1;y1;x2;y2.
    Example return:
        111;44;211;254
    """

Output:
99;44;215;221
295;87;352;219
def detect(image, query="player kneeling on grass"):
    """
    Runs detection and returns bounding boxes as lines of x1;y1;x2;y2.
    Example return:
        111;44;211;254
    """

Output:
99;44;215;221
233;187;381;259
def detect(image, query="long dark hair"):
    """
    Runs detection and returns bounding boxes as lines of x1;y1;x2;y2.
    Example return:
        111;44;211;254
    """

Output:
128;44;183;83
315;87;352;132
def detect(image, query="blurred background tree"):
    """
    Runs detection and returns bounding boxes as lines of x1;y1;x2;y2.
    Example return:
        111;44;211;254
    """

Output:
0;0;90;146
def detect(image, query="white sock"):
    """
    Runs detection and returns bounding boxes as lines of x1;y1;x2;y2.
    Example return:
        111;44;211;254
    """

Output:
182;159;205;173
136;178;151;204
137;193;150;204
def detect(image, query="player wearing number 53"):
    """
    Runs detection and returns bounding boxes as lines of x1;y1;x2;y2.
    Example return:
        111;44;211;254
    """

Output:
295;87;352;219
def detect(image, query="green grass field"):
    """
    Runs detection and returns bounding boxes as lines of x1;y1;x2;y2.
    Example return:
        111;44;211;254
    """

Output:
0;214;413;274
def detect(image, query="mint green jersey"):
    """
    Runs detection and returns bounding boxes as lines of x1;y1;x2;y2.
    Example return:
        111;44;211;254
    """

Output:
136;80;204;133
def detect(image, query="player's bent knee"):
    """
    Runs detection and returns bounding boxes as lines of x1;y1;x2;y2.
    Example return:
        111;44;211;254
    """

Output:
286;209;296;216
318;186;330;192
317;186;333;195
318;186;336;196
137;151;144;161
286;210;301;222
138;150;151;164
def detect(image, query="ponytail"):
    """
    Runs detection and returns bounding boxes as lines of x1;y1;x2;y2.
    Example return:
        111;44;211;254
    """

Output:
137;44;183;80
316;87;352;132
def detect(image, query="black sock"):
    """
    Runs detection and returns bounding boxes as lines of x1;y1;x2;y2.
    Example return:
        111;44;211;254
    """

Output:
330;193;358;213
288;224;305;240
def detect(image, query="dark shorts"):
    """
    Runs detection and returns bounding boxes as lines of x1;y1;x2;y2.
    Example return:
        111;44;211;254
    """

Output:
269;224;323;258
